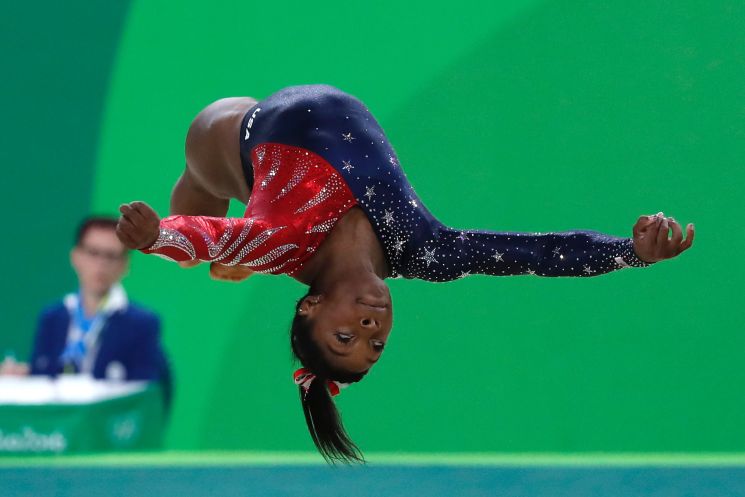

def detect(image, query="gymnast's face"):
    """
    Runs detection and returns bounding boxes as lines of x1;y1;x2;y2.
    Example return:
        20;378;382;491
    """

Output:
299;280;393;374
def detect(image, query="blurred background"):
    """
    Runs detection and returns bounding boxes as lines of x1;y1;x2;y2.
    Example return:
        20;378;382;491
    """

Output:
1;0;744;495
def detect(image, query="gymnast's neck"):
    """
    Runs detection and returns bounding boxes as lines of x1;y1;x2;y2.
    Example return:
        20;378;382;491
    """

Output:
293;207;390;287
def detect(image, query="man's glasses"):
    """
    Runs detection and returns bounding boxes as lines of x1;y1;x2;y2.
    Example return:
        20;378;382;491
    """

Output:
77;245;127;263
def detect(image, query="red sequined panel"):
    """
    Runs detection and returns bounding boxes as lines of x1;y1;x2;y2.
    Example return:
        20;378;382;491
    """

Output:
143;143;357;275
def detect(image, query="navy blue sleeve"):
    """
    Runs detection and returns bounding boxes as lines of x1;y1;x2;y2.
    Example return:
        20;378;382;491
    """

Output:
401;225;650;282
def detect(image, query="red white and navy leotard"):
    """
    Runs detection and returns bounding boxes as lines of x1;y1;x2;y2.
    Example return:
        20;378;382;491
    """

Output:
144;85;649;280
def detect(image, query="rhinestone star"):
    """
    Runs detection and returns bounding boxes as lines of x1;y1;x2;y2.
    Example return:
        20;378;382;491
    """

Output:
409;199;418;208
457;232;469;242
492;251;504;262
393;238;406;254
552;246;561;256
526;269;536;275
389;156;398;166
382;210;395;225
342;132;355;142
459;270;471;279
364;185;376;200
583;265;594;275
419;247;438;267
342;160;354;172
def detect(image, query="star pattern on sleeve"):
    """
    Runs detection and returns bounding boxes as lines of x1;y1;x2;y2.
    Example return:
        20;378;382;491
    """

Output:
364;185;376;200
419;247;438;267
382;210;395;225
393;238;406;254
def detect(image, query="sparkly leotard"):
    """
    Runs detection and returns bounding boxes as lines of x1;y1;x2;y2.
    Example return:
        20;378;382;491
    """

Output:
144;85;649;279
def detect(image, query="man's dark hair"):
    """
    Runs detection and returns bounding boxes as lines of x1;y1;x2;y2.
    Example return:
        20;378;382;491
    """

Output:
290;293;366;464
74;216;120;246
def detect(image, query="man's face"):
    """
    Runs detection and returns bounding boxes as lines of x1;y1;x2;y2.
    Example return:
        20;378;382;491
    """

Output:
70;227;129;296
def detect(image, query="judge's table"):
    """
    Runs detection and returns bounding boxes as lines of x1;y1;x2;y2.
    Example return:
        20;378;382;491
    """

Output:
0;375;164;455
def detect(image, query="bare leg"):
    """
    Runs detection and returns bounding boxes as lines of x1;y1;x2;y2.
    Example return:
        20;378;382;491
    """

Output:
169;167;230;217
170;97;255;280
169;168;250;278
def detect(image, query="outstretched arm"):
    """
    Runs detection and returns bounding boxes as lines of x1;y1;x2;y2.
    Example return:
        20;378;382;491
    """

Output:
411;213;694;282
117;201;273;280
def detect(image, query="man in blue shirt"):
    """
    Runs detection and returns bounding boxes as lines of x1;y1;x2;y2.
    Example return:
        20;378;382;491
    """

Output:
3;217;170;394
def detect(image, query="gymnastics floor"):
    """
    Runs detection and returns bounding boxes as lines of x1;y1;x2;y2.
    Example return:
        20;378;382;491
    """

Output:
3;452;745;497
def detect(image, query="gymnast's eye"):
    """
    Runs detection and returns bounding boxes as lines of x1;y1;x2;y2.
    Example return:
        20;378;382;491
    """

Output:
334;332;353;344
371;340;385;352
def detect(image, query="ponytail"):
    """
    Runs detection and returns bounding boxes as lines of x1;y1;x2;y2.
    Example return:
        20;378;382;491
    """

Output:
298;374;362;463
290;295;365;463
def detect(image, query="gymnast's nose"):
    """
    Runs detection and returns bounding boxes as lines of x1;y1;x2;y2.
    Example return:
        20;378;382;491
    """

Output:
360;317;379;329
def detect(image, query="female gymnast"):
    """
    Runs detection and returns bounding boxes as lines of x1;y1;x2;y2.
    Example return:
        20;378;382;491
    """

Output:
116;85;694;462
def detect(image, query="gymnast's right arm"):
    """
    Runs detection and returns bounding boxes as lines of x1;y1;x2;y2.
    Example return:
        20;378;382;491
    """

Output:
117;201;258;266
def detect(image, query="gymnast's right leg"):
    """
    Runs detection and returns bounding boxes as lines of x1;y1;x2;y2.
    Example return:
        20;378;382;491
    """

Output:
168;167;232;271
168;97;257;279
171;97;256;217
170;167;230;217
171;167;253;279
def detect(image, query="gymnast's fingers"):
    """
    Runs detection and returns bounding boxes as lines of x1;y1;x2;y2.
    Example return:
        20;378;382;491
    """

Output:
119;203;133;215
123;202;148;223
669;218;683;250
655;217;669;253
118;215;151;249
130;201;159;221
118;203;140;224
210;263;254;282
117;214;136;234
680;223;695;252
115;220;137;248
633;215;657;238
118;209;138;226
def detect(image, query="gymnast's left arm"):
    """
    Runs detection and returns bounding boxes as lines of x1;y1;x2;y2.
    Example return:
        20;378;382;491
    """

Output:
424;213;694;281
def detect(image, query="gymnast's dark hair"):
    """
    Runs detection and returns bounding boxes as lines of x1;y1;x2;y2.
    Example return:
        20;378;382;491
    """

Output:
290;293;366;463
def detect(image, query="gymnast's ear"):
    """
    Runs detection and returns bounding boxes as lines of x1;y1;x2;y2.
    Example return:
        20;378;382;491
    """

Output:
297;294;323;317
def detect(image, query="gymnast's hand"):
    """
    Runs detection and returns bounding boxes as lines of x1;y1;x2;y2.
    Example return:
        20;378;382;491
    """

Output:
632;212;695;263
209;262;254;282
117;201;161;249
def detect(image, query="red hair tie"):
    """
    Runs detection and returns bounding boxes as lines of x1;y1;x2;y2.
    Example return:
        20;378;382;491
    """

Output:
293;368;348;397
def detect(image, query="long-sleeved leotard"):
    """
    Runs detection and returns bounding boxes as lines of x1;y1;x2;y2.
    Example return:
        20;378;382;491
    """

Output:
143;85;650;280
144;142;359;276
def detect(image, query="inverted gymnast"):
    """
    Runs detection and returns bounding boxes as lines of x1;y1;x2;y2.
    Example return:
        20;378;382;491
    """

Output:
116;85;694;462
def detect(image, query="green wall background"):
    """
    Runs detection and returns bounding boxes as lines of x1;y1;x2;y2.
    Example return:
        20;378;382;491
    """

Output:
3;1;743;455
0;2;131;358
